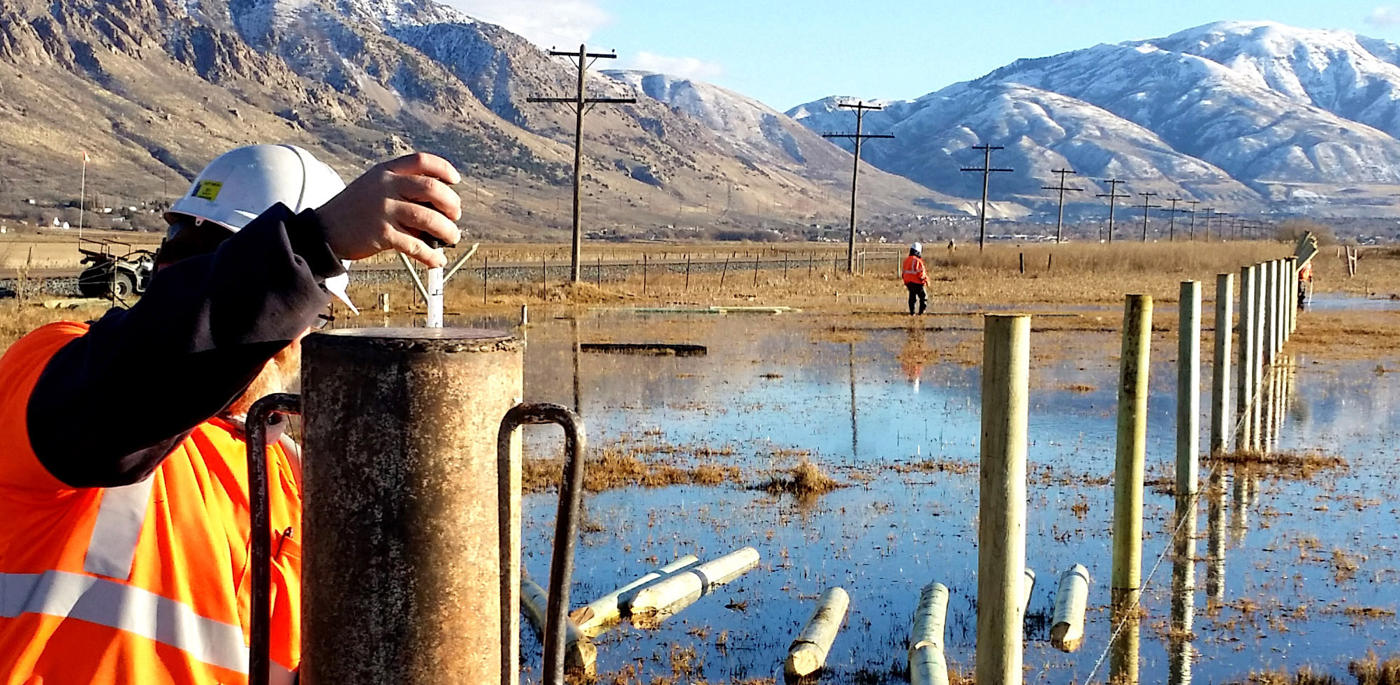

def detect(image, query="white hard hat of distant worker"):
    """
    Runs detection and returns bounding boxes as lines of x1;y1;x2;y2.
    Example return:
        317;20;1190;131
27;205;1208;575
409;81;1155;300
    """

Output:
911;242;922;254
164;144;358;313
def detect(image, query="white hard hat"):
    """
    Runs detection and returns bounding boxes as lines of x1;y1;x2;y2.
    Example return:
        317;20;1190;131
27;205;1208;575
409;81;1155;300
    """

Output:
911;242;922;253
166;144;357;313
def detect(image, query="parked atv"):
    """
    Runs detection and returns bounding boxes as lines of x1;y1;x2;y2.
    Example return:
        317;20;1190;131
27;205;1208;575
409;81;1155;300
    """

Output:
77;239;155;300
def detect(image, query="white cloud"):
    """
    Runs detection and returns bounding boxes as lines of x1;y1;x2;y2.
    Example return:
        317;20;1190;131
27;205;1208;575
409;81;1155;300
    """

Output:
1365;5;1400;28
628;51;725;82
443;0;610;48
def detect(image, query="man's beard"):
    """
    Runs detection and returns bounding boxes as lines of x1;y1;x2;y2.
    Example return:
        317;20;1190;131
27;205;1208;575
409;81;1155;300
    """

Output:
227;341;302;418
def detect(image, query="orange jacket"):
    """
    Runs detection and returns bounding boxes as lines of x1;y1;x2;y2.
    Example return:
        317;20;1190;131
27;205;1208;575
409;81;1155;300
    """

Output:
902;254;927;285
0;322;303;684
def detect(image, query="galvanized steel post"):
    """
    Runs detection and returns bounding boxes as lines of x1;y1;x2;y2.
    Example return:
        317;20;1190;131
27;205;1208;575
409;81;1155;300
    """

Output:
1211;273;1233;454
976;314;1030;683
301;328;524;684
1113;295;1152;605
1236;266;1255;449
1177;281;1201;495
1262;261;1275;366
1260;264;1271;451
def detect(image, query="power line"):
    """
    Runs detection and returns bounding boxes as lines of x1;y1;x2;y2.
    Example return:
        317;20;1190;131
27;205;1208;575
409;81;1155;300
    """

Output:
960;144;1014;250
823;101;895;273
1164;197;1183;242
1041;168;1082;244
1137;191;1159;242
527;44;636;283
1095;179;1130;243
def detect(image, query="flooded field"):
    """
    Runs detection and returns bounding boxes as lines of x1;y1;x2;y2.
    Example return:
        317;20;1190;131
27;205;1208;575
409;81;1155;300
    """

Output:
478;302;1400;684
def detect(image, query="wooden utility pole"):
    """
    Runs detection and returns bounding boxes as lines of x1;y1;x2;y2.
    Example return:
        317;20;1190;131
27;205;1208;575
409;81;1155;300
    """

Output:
961;145;1014;251
1187;200;1200;240
1096;179;1130;243
1164;197;1183;241
528;45;636;283
1042;168;1082;243
823;101;894;273
1137;192;1159;242
1202;208;1215;242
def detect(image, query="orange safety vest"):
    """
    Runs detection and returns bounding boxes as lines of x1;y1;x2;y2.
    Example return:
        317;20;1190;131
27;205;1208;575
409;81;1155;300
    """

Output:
0;322;303;684
902;254;927;285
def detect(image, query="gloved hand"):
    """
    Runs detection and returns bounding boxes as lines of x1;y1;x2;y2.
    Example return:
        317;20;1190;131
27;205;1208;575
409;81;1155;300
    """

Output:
316;152;464;268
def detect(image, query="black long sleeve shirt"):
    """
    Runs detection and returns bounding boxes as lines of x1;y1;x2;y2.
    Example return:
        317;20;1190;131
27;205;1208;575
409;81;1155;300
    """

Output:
26;204;343;488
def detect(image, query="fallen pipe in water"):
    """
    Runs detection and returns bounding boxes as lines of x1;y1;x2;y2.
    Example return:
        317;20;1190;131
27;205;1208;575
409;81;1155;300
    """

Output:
784;586;850;678
628;547;760;618
571;554;701;636
908;582;950;685
1051;564;1090;652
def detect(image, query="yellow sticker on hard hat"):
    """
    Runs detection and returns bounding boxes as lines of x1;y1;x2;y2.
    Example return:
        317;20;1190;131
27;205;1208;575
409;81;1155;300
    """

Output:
194;181;223;201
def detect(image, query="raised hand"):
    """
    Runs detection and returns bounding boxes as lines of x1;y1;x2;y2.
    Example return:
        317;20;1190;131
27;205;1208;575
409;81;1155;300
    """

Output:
316;152;464;268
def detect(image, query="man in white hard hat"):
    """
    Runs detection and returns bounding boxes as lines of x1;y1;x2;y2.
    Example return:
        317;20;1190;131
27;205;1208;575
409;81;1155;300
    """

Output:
0;145;462;683
901;241;928;315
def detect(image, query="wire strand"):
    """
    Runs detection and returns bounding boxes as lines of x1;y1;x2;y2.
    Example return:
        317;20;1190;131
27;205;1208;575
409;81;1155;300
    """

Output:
1081;350;1286;684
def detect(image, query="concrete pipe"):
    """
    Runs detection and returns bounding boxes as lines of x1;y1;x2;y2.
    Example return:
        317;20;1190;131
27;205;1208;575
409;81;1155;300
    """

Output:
301;328;523;684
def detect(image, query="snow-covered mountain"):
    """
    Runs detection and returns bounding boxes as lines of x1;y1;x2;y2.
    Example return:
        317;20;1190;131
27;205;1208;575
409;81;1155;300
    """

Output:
0;0;939;237
789;21;1400;214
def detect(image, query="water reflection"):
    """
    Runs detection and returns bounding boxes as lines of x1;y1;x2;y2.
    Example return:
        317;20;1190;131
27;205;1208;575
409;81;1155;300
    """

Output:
1206;470;1226;604
491;313;1400;682
1109;588;1140;685
1168;494;1198;685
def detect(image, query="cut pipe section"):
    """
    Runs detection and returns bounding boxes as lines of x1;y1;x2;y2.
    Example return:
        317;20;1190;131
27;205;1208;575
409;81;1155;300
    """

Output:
1051;564;1090;653
571;555;700;636
784;587;850;678
628;547;760;618
908;582;950;685
520;575;597;677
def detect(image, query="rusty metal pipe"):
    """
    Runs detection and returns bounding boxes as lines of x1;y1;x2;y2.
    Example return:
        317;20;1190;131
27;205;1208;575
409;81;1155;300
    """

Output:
498;403;586;685
246;393;301;685
301;328;523;684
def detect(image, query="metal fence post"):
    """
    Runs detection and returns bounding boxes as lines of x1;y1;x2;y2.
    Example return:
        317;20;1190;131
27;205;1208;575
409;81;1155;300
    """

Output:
976;314;1030;683
1177;282;1201;495
1211;273;1233;454
1114;294;1152;604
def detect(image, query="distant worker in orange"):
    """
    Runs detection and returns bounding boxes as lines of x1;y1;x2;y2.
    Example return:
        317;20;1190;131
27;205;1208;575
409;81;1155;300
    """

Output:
902;241;928;315
1297;259;1313;308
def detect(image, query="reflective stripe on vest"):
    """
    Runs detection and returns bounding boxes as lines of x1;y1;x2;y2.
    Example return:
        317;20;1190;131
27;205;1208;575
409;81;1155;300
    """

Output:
83;478;155;579
0;570;250;673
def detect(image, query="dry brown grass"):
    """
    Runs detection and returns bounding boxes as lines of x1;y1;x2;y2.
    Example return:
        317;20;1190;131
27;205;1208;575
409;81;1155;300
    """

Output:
1209;450;1348;480
1240;655;1400;685
523;443;741;494
755;460;842;496
0;300;112;349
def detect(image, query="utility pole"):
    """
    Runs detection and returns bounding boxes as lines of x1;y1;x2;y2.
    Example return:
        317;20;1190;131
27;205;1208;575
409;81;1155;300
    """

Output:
1042;168;1082;244
1164;197;1182;241
1203;208;1215;241
1095;179;1130;243
528;45;636;283
1187;200;1200;240
823;101;894;273
1137;191;1159;242
960;144;1014;251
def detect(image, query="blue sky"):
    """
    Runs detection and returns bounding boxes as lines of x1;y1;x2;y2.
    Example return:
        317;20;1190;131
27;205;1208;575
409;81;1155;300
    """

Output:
444;1;1400;111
